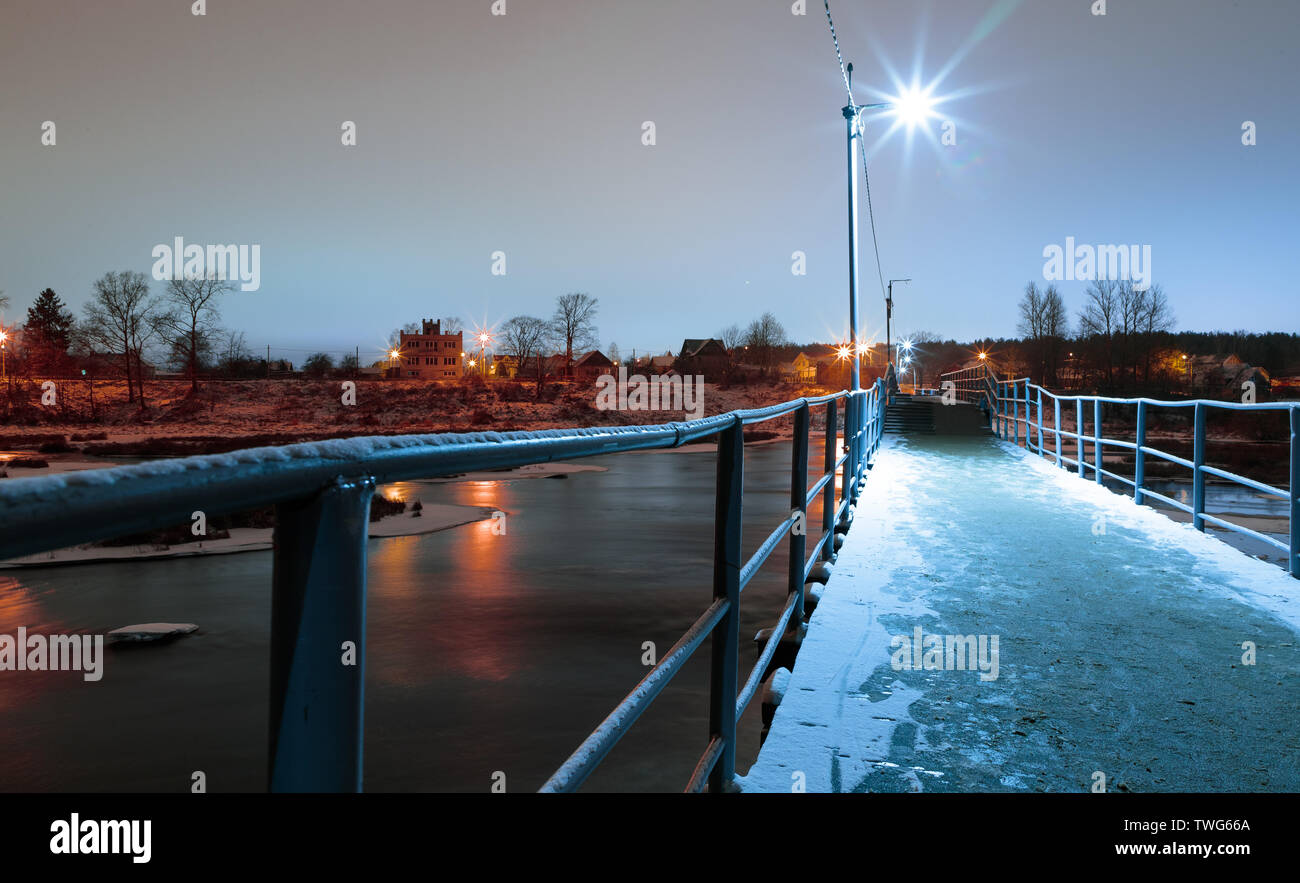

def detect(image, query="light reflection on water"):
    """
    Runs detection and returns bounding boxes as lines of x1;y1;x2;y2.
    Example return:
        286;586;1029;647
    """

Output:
0;444;815;792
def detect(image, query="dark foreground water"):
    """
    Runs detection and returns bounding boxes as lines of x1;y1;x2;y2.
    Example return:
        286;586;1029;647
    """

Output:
0;443;822;793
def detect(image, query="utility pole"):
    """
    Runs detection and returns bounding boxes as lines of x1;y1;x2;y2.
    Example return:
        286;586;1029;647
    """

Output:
885;278;911;370
267;345;271;379
844;64;862;392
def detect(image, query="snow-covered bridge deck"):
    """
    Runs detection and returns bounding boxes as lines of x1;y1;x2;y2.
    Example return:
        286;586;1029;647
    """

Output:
743;434;1300;793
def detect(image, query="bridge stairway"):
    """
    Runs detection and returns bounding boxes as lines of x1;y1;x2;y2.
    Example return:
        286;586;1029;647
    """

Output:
883;396;936;435
885;395;992;436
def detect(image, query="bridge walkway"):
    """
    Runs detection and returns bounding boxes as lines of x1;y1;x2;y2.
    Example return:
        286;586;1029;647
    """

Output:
742;434;1300;792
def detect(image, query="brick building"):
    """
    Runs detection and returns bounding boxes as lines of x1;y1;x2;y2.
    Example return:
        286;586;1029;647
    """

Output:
394;319;463;380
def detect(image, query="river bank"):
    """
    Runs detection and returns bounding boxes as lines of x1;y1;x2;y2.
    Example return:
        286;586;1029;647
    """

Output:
0;460;608;568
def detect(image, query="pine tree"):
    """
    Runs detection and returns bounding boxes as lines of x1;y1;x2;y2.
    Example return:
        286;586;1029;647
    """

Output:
25;288;75;371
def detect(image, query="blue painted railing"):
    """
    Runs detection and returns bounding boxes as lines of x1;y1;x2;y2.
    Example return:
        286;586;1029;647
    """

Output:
0;380;886;792
942;364;1299;578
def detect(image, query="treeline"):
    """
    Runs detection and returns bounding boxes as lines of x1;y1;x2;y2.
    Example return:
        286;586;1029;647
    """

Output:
2;273;253;408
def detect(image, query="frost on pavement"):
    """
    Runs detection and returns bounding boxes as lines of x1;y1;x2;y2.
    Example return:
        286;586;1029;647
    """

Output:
741;434;1300;794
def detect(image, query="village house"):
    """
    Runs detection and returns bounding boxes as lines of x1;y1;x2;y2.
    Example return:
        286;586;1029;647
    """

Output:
1187;353;1272;400
676;339;729;381
572;350;614;382
779;352;818;383
392;319;463;380
649;354;677;375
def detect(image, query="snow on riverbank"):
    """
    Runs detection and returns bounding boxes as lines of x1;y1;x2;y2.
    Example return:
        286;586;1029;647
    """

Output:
0;503;494;569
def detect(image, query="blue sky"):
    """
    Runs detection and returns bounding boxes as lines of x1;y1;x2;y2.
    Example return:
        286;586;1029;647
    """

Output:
0;0;1295;364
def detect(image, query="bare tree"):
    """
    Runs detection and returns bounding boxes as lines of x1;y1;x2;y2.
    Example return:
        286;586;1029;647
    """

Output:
718;323;744;353
82;271;156;405
607;342;621;365
551;293;599;378
302;352;335;378
1079;279;1119;386
501;315;555;395
216;329;253;377
1136;283;1175;383
153;273;233;393
744;312;787;377
441;317;464;334
1017;282;1068;384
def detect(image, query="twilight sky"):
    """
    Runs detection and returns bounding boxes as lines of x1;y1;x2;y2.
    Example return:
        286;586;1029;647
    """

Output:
0;0;1295;365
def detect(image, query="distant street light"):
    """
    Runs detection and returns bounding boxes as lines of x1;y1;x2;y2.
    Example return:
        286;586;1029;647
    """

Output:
474;329;494;379
0;329;7;382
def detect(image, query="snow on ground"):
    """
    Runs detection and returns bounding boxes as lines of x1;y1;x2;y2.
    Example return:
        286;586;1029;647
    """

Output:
741;433;1300;794
0;503;493;568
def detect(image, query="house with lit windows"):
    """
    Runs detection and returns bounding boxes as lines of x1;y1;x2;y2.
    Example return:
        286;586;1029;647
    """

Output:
391;319;463;380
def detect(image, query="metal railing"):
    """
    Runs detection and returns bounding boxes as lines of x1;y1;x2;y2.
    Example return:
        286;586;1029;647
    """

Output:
939;364;998;412
0;380;886;792
949;364;1299;579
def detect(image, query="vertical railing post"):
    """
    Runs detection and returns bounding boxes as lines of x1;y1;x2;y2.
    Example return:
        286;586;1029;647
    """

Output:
1134;400;1148;505
1289;406;1298;578
708;417;744;793
1012;381;1020;446
1094;399;1103;484
1054;396;1062;467
822;398;837;563
269;474;375;793
1076;399;1085;478
1192;402;1207;531
1000;382;1007;438
1024;382;1032;449
789;402;810;620
1036;387;1044;456
857;389;868;489
841;394;855;506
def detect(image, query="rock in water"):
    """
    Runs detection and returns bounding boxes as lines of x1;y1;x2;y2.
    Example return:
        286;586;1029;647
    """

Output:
107;623;199;644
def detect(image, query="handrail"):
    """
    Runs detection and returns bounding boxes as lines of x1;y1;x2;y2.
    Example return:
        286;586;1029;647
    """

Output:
982;375;1299;579
0;379;888;793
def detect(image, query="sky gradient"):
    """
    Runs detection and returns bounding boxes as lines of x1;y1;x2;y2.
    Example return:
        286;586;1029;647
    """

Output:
1;0;1296;365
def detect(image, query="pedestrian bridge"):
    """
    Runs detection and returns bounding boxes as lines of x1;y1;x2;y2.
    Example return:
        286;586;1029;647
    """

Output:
743;430;1300;793
0;368;1295;792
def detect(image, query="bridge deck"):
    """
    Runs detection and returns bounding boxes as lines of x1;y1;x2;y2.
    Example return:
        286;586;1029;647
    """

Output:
743;434;1300;792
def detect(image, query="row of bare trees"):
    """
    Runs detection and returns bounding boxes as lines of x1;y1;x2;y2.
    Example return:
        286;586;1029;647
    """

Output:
717;312;789;377
495;292;600;392
3;272;237;407
1077;279;1175;386
1017;279;1175;390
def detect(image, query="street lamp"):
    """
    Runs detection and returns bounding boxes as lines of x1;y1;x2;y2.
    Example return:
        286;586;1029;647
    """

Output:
841;61;934;392
475;330;493;379
0;329;7;381
885;279;911;373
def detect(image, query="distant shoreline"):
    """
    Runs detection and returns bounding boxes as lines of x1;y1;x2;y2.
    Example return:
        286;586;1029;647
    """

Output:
0;461;608;569
0;504;495;570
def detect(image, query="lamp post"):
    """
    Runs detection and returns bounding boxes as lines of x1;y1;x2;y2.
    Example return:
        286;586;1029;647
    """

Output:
885;278;911;372
476;331;492;379
840;63;933;390
0;329;7;383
